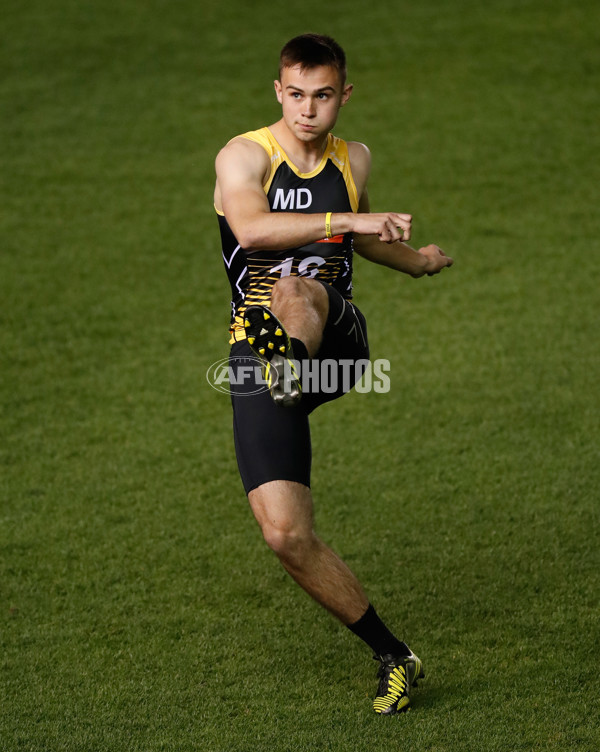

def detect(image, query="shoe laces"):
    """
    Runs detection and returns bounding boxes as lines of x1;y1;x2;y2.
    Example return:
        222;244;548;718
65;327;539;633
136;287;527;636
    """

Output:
374;654;404;682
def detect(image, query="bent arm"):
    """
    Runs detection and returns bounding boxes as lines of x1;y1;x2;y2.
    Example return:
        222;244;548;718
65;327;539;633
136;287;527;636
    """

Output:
215;139;352;251
215;138;412;252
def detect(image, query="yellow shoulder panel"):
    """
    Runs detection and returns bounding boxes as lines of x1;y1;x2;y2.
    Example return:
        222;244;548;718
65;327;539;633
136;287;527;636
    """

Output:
239;127;274;153
240;128;284;195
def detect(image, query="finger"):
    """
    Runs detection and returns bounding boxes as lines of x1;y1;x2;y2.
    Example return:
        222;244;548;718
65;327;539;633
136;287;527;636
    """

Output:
384;222;399;243
395;213;412;240
391;220;405;242
378;221;393;243
394;220;411;241
427;255;454;274
381;221;401;244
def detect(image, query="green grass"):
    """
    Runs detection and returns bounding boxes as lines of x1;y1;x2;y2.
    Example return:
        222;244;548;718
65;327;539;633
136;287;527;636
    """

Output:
2;0;600;749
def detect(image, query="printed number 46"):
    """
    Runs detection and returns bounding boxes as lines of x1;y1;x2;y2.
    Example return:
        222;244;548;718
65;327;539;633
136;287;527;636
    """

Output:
270;255;326;279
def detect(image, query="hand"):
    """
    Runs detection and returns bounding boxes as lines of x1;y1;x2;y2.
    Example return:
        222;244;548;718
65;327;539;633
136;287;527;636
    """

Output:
417;244;454;276
351;212;412;243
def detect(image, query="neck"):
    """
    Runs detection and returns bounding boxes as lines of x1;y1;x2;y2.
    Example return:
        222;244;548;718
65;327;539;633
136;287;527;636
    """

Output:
269;119;329;172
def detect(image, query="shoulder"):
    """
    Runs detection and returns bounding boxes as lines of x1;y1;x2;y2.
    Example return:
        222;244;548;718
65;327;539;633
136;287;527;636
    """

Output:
346;141;372;199
214;133;272;211
216;135;270;180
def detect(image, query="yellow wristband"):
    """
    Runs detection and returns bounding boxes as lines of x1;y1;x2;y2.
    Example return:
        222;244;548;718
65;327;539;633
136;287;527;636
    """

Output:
325;212;333;239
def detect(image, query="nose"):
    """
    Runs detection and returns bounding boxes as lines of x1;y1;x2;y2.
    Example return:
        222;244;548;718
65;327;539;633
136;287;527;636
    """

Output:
302;97;316;118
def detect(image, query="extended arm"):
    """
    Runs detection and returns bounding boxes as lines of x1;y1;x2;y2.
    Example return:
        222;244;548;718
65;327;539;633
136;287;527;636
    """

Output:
353;190;453;278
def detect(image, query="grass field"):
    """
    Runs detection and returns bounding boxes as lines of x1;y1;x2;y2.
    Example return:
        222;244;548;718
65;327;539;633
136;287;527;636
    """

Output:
2;0;600;750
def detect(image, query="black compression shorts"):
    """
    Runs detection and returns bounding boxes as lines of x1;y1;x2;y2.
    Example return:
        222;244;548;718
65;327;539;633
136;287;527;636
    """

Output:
229;281;369;494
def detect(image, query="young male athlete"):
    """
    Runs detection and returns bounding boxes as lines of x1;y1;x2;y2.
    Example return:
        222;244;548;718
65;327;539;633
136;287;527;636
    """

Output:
214;34;453;715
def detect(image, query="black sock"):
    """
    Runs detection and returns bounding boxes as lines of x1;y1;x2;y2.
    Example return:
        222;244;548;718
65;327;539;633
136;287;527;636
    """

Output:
347;603;411;658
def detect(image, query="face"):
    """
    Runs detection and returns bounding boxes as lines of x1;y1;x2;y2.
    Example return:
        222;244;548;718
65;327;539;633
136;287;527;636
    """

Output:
274;64;353;143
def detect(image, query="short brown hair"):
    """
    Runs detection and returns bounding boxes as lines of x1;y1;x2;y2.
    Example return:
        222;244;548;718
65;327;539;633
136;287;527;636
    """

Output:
279;34;347;84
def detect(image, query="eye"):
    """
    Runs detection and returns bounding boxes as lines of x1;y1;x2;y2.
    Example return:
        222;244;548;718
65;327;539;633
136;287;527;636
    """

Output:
318;93;329;100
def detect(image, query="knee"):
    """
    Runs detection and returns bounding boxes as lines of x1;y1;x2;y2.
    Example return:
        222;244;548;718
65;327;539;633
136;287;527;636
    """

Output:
259;518;312;567
271;276;310;307
271;277;328;323
271;276;327;307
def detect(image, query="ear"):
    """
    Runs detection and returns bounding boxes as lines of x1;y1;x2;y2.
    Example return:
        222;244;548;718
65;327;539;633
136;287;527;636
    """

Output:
274;79;283;104
340;83;354;107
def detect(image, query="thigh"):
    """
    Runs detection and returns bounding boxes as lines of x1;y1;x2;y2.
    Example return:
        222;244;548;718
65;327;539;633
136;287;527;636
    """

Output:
318;284;370;364
301;283;370;412
230;341;312;494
